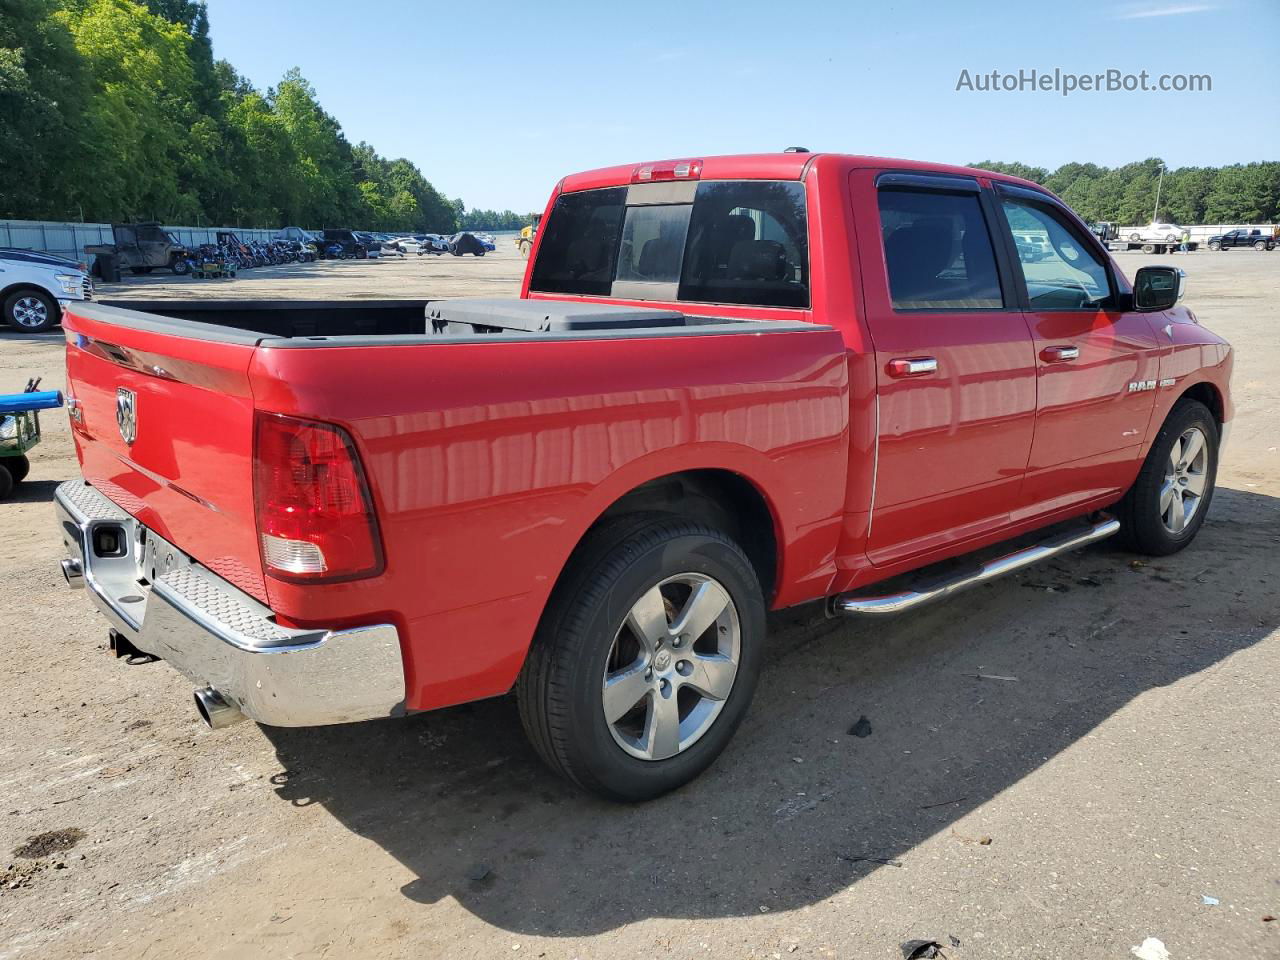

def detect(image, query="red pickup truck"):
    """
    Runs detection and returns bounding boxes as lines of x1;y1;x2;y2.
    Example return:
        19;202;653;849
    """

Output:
55;153;1233;801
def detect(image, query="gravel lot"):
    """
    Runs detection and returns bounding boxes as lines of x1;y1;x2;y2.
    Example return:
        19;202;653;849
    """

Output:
1;246;1277;960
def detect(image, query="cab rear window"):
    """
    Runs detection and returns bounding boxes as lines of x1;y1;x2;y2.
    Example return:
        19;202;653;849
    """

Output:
529;180;809;308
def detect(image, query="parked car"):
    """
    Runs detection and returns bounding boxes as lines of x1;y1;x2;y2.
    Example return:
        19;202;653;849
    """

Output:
1126;221;1183;244
0;247;92;332
320;229;366;259
352;232;383;259
448;231;489;256
53;152;1233;802
84;222;193;276
274;226;315;245
1206;228;1275;251
1013;232;1051;262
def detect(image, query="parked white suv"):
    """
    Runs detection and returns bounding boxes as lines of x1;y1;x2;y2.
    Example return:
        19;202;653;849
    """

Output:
0;248;93;332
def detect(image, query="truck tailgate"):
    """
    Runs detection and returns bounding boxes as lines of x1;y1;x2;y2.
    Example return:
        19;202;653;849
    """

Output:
62;305;269;603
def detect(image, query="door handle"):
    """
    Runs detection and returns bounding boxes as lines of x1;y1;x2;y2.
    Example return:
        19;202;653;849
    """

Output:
886;357;938;378
1040;345;1080;363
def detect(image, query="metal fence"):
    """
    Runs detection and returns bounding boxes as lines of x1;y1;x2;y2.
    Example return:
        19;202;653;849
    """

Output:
0;219;312;264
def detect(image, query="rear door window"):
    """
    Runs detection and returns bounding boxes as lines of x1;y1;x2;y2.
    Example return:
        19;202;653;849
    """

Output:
528;187;626;296
877;188;1005;310
529;180;809;308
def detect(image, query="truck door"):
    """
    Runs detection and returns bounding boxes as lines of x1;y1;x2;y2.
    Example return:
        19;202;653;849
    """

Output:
114;225;141;267
990;184;1161;519
852;170;1037;566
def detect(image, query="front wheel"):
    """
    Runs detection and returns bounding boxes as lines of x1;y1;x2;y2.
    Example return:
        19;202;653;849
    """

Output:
517;517;766;802
171;258;191;275
3;289;59;332
1208;241;1221;251
1116;399;1218;556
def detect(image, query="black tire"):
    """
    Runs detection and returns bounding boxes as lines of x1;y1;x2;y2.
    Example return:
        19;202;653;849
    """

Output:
3;288;59;332
1142;243;1156;254
6;454;30;484
171;258;191;275
1254;241;1267;251
1116;399;1218;556
517;516;766;802
1208;241;1221;251
0;464;13;500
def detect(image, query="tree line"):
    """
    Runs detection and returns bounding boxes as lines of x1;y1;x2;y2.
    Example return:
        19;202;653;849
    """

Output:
972;158;1280;225
0;0;536;233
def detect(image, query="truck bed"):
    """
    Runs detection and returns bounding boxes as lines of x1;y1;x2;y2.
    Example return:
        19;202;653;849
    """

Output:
93;298;794;344
59;296;848;710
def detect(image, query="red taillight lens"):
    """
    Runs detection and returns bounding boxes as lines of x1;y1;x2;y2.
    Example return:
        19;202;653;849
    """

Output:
631;159;703;183
253;413;384;583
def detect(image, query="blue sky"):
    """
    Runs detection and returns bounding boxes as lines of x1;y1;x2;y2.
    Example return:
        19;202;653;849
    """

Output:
206;0;1279;212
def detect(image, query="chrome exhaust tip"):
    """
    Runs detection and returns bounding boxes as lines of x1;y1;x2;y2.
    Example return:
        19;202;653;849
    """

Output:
61;557;85;590
193;686;245;730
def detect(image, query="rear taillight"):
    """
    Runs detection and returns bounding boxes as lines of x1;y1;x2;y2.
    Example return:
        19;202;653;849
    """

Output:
631;159;703;183
253;413;384;583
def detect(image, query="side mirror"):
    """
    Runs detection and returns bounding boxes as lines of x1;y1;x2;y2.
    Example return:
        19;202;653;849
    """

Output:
1133;265;1184;311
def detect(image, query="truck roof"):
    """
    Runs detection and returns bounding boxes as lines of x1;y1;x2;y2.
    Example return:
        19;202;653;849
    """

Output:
558;152;1045;194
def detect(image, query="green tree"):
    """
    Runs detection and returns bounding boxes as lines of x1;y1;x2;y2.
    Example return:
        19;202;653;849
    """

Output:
0;0;89;219
968;161;1048;184
57;0;200;221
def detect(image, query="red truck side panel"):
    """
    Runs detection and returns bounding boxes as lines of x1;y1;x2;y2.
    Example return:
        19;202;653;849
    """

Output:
248;329;850;711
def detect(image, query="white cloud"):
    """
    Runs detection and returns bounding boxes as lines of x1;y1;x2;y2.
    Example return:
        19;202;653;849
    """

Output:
1112;3;1217;19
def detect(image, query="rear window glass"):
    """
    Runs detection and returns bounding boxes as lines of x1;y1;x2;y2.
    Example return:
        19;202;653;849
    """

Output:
878;189;1004;310
616;205;691;284
529;180;809;308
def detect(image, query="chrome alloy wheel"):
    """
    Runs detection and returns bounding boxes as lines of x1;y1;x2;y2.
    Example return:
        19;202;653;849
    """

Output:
11;296;49;328
1161;426;1209;534
602;573;741;761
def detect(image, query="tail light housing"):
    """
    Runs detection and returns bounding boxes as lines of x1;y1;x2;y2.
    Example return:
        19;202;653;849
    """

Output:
253;413;384;583
631;159;703;183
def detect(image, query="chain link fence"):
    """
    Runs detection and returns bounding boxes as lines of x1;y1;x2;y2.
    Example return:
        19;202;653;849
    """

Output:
0;220;314;264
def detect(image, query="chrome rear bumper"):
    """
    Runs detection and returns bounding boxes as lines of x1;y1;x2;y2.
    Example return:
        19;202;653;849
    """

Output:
54;479;406;727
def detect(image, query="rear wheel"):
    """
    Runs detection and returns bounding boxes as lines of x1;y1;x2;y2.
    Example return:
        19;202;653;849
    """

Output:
3;289;59;332
1117;399;1218;556
1255;240;1267;251
6;455;30;484
517;516;766;802
171;258;191;275
0;464;13;500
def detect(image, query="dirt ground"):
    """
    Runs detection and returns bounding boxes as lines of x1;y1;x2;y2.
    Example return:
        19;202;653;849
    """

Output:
1;246;1277;960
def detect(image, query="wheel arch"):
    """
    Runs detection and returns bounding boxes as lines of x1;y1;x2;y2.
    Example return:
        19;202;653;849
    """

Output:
586;468;781;603
1;281;58;304
1177;380;1224;428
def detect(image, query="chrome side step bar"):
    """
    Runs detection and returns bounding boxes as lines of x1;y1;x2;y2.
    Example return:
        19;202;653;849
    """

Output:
832;515;1121;617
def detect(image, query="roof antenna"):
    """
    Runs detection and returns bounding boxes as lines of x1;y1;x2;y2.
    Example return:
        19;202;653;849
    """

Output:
783;146;810;153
